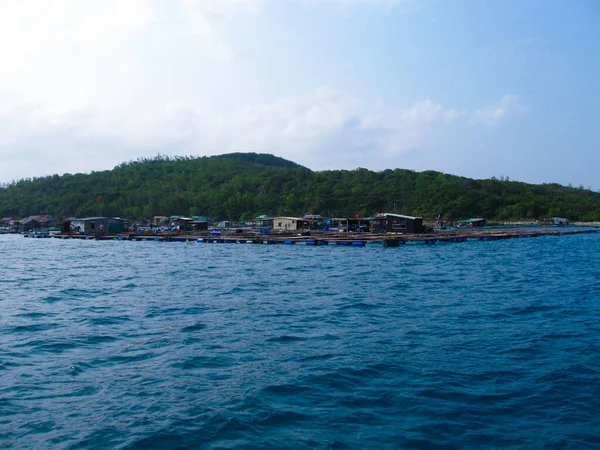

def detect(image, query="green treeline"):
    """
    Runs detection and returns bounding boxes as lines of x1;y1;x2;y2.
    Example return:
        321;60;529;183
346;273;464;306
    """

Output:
1;152;599;221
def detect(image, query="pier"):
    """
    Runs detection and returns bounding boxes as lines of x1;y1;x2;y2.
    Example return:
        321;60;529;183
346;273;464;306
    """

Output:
24;227;599;246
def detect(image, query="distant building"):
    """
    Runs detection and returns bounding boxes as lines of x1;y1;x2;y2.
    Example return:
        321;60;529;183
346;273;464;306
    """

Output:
70;217;128;234
328;217;367;232
28;215;55;227
21;218;41;232
552;217;569;226
20;215;55;232
272;217;309;231
171;217;194;230
255;215;274;228
190;220;208;231
153;216;169;226
0;217;14;228
365;213;425;233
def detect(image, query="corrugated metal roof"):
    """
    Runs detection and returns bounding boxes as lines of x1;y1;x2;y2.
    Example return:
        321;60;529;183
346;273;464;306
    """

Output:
72;217;109;221
383;213;422;220
457;218;485;223
365;213;422;221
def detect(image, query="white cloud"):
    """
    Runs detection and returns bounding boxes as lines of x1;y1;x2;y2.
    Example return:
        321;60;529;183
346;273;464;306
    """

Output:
182;0;264;35
0;0;523;183
1;84;504;179
472;95;520;126
444;108;466;121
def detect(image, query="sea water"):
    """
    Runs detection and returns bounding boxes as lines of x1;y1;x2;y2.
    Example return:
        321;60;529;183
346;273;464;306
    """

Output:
1;233;600;448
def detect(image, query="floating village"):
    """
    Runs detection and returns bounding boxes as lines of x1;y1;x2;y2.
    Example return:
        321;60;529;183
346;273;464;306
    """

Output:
1;213;597;247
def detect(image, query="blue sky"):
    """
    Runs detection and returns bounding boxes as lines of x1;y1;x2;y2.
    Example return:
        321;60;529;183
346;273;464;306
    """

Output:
0;0;598;188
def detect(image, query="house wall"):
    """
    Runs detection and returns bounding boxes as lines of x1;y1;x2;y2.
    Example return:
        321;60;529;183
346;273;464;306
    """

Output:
273;218;299;231
108;219;126;233
71;218;110;234
22;220;41;232
385;217;424;233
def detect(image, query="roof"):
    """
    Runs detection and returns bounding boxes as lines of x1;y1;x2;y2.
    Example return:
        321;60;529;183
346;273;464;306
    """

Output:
364;213;422;221
172;217;193;221
72;217;109;221
383;213;422;220
255;215;273;219
457;218;486;223
28;215;53;220
72;217;126;222
274;216;304;221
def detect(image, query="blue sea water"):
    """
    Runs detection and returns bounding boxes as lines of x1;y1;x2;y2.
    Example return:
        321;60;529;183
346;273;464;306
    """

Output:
1;232;600;449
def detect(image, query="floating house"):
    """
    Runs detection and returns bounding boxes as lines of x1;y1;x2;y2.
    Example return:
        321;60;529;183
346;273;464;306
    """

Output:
20;216;54;232
457;218;487;228
0;217;13;227
20;218;41;232
365;213;425;233
70;217;128;234
0;217;14;231
328;218;367;232
255;215;274;228
189;219;208;231
153;216;169;226
552;217;569;226
272;217;310;231
19;215;55;232
170;216;193;230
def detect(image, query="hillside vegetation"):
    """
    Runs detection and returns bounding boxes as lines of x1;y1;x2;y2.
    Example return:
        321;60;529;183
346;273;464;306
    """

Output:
1;152;599;221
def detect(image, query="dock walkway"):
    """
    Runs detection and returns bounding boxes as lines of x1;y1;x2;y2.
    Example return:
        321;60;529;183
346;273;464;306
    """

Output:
26;227;598;246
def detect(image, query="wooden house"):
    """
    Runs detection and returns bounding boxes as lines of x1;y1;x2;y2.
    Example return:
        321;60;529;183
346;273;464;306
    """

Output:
255;215;274;228
70;217;128;234
365;213;424;233
171;217;194;230
272;217;310;231
152;216;169;226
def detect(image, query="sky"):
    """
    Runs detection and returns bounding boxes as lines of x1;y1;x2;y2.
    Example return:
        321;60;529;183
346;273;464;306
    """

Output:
0;0;598;188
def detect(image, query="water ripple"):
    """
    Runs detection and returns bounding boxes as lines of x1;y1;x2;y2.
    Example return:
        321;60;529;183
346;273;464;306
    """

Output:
1;233;600;448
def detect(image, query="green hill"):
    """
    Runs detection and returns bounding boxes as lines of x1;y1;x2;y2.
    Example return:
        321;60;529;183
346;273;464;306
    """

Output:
1;153;599;221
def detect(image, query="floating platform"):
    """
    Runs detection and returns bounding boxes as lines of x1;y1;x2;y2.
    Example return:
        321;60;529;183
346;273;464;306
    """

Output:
33;227;599;248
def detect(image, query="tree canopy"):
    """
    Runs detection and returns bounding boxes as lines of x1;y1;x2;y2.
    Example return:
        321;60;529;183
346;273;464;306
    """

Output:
1;152;599;221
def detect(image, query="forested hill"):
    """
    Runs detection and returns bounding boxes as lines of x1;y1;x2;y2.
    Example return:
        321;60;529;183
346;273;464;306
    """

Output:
1;153;599;221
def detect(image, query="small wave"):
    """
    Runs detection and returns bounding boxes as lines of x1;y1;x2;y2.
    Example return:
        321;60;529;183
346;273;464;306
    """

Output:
266;335;306;342
180;322;207;332
11;323;61;333
172;355;238;369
